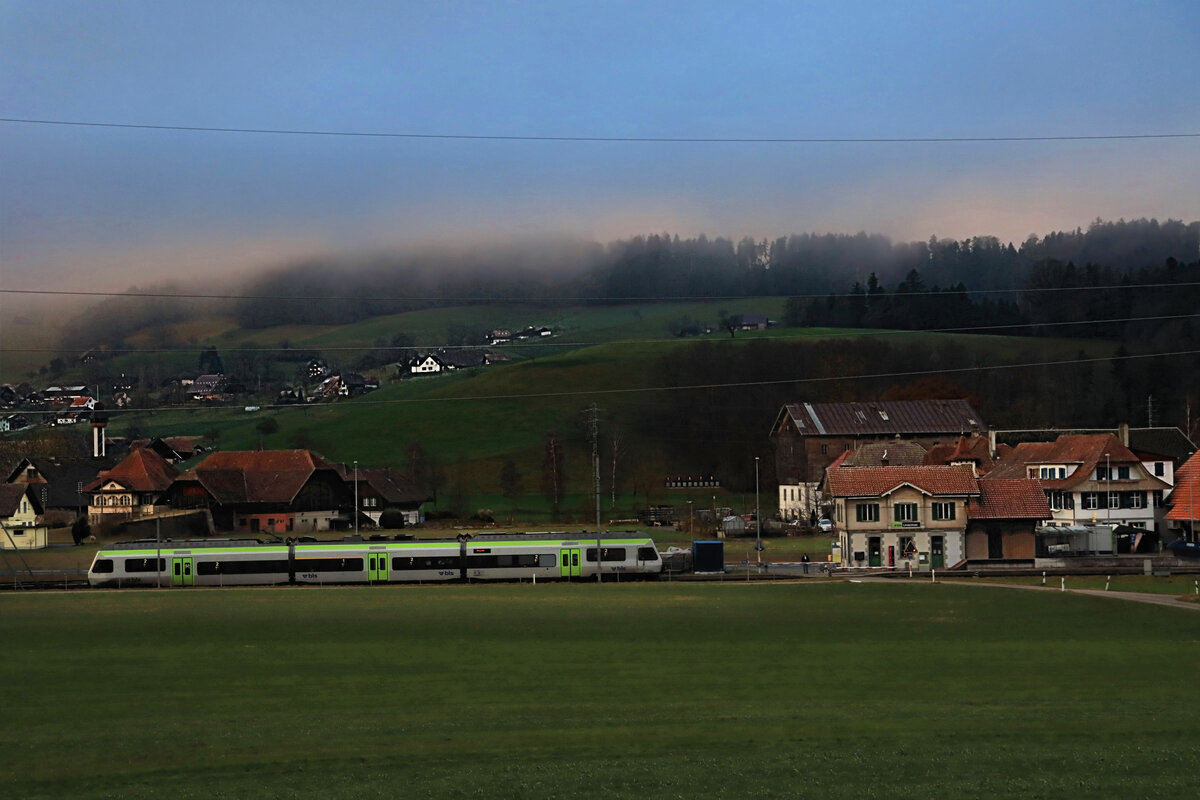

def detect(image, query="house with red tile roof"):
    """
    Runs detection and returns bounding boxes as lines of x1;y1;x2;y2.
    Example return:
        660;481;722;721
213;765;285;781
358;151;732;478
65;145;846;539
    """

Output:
128;436;202;464
163;450;352;534
84;447;180;526
925;434;996;473
986;434;1171;532
823;464;979;570
967;479;1053;560
1164;450;1200;542
771;399;986;522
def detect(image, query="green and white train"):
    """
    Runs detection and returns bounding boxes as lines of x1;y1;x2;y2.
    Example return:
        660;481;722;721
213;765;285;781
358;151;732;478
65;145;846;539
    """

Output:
87;533;663;587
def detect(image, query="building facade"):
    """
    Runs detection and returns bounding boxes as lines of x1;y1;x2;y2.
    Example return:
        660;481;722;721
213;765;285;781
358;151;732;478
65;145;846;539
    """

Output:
772;399;987;520
825;464;979;571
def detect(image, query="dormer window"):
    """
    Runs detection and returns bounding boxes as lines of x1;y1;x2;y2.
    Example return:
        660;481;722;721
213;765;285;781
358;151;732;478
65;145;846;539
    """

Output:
879;410;890;421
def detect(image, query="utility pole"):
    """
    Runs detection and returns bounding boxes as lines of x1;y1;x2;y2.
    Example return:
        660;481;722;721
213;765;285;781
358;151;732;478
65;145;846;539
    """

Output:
755;457;762;572
353;460;359;536
588;403;602;583
1105;452;1111;530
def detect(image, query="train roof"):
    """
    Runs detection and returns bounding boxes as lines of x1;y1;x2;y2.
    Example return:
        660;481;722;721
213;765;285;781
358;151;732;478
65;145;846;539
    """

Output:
465;531;652;543
102;538;271;551
96;531;654;553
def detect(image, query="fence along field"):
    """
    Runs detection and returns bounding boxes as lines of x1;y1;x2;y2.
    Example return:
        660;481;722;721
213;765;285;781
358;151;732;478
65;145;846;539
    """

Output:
3;581;1199;799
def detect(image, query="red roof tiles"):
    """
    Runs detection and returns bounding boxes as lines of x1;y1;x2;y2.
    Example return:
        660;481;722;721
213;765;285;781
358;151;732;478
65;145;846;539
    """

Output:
85;448;179;493
986;434;1159;490
824;464;980;497
970;479;1052;520
1166;451;1200;521
177;450;333;504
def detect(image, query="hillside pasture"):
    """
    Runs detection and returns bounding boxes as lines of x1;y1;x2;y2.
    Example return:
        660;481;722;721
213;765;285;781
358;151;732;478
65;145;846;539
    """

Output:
2;583;1198;799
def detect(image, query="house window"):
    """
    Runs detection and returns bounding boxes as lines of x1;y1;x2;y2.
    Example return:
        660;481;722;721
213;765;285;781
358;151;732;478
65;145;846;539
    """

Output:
931;502;956;521
1154;462;1165;477
898;535;916;559
1153;490;1164;508
820;444;828;455
893;503;918;523
1096;465;1109;480
1039;467;1056;479
855;503;880;523
1117;466;1130;480
1082;493;1099;510
1128;493;1144;509
1107;492;1120;508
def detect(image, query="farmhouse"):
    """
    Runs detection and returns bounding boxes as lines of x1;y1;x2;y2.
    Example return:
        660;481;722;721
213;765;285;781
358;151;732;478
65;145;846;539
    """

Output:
337;465;432;527
127;436;201;464
6;457;114;521
190;373;227;401
84;447;179;526
772;399;987;521
163;449;352;534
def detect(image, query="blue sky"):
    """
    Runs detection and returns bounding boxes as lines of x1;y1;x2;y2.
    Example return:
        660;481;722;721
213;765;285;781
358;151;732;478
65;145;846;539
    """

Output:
2;0;1198;290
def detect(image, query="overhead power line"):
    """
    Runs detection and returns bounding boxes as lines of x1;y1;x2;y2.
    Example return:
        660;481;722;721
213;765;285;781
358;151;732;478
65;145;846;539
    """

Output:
3;117;1199;144
1;311;1196;357
3;281;1197;305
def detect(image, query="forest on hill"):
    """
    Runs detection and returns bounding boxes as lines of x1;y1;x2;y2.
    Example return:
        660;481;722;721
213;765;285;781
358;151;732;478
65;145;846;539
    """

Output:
58;217;1200;351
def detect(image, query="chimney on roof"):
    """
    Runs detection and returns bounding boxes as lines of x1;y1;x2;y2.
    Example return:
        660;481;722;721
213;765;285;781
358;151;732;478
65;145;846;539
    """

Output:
1118;422;1130;447
988;429;997;458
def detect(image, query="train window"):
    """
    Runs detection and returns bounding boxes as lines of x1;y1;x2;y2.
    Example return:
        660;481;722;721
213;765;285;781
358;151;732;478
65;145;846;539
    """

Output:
586;548;627;562
198;560;290;575
125;557;166;573
562;553;568;567
92;559;114;573
295;558;363;572
392;556;461;570
538;554;556;567
637;547;658;561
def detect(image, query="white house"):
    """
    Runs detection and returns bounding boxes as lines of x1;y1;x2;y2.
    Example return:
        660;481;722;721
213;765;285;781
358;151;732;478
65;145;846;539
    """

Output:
986;434;1171;531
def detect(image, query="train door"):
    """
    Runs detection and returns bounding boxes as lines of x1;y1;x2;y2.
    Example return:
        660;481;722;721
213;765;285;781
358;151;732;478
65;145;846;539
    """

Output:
930;536;945;568
560;548;581;579
367;551;389;583
867;537;882;567
171;557;194;587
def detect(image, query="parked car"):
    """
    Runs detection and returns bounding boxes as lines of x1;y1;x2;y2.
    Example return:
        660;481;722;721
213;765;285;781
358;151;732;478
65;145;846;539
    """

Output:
817;518;834;533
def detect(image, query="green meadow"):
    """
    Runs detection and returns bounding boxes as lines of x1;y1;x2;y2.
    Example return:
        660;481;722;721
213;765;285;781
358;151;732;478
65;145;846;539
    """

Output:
2;582;1198;799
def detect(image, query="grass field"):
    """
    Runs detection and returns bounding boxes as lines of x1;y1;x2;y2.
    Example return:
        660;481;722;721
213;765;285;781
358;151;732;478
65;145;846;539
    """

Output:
3;583;1198;799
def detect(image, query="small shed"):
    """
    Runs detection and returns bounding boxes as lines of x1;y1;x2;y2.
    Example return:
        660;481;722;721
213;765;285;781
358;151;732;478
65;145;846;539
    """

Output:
721;515;746;537
692;540;725;573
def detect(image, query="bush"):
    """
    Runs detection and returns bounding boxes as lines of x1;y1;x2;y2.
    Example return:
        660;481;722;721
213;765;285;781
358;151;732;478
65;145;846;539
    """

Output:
71;517;91;546
378;508;407;529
